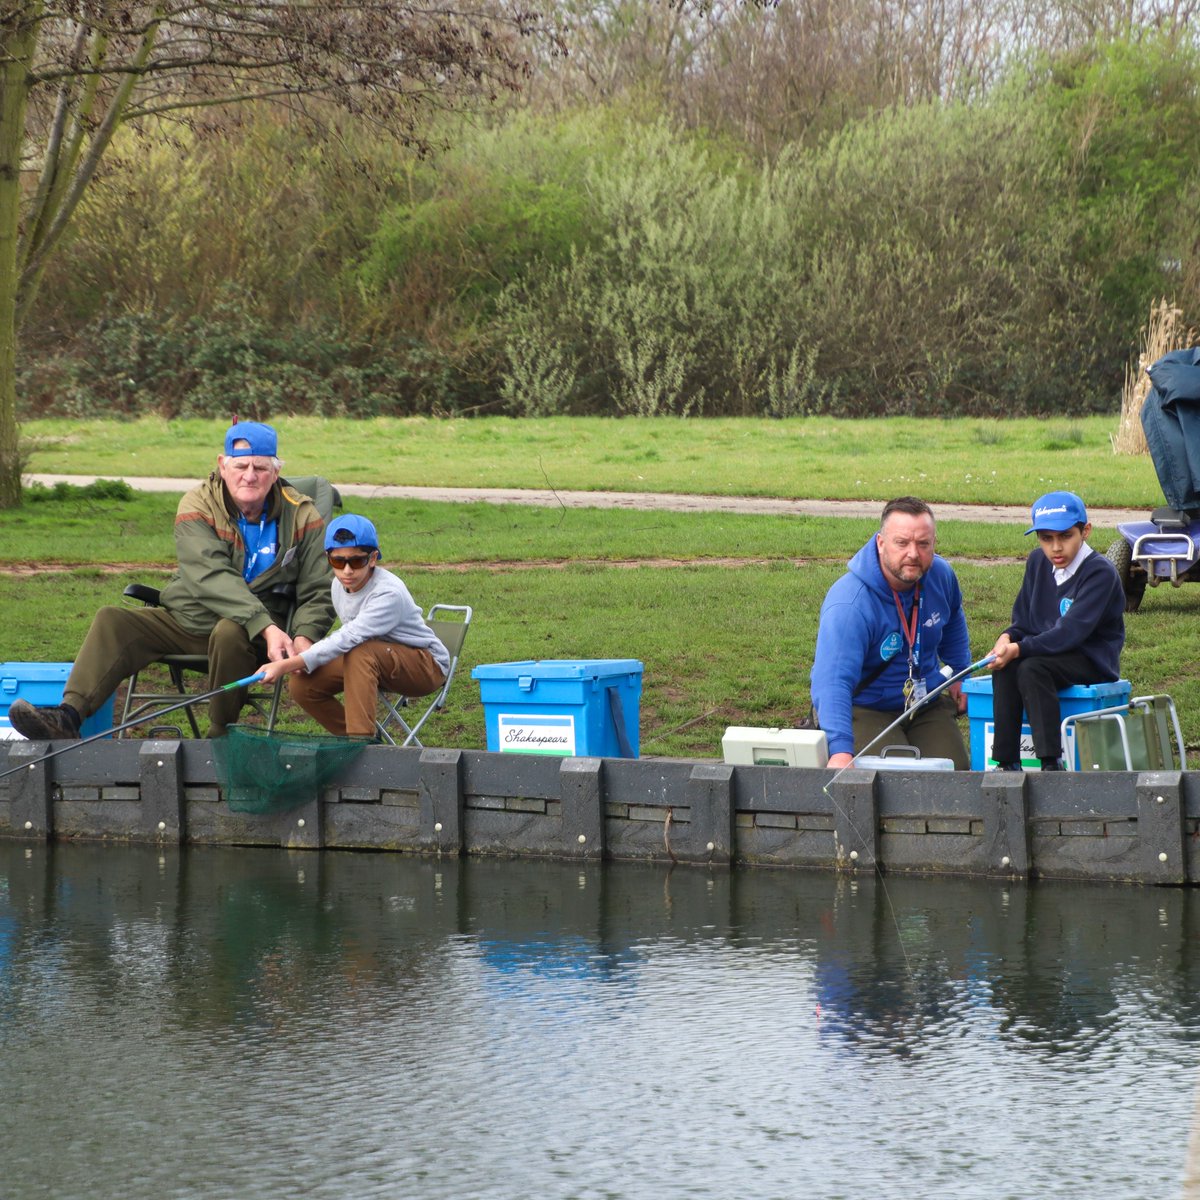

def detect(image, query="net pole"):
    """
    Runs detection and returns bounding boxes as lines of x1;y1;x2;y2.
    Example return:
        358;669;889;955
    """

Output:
0;672;266;782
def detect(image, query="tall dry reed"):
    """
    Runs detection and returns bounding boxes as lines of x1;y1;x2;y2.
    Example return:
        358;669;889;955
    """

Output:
1113;299;1193;454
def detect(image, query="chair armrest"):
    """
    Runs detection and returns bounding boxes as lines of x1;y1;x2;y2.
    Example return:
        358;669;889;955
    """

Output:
123;583;163;607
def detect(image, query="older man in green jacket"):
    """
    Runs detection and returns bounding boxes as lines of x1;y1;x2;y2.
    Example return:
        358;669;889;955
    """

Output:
9;422;335;739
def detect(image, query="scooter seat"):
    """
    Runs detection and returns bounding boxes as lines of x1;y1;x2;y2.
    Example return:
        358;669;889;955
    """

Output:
1150;505;1194;532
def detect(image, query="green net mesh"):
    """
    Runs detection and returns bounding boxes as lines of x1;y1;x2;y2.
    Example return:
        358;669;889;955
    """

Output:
212;725;373;814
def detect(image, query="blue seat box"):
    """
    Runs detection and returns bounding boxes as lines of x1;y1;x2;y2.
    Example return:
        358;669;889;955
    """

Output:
0;663;115;739
961;676;1131;770
471;659;643;758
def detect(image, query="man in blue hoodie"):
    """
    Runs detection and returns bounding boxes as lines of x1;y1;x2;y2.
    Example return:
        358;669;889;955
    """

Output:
810;496;971;769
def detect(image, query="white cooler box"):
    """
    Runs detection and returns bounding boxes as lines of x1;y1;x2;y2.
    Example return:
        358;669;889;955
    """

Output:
855;745;955;772
722;727;828;768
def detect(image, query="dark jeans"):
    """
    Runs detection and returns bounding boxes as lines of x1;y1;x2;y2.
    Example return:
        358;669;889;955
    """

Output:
991;651;1105;762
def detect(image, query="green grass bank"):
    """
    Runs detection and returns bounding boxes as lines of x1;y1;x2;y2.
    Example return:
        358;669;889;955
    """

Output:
24;415;1164;507
7;417;1197;763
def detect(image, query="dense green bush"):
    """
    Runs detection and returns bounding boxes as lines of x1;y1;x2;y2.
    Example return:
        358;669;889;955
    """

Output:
1021;37;1200;326
29;112;401;337
498;103;1115;416
498;122;832;416
355;109;618;324
18;287;497;418
18;37;1200;419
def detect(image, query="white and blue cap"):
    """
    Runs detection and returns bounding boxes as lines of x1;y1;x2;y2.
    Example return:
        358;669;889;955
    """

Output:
223;421;277;458
325;513;379;553
1026;490;1088;534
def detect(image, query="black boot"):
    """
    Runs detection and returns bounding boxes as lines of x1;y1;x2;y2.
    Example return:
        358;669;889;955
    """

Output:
1039;757;1065;771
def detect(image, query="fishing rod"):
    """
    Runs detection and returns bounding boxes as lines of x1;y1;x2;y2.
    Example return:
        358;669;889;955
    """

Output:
823;653;996;793
0;671;266;783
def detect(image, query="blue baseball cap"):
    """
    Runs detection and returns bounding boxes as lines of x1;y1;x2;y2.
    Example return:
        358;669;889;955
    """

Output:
223;421;277;458
325;514;379;553
1026;491;1088;534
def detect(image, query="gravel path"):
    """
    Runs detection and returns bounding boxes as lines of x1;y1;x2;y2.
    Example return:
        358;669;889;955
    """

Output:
26;475;1151;527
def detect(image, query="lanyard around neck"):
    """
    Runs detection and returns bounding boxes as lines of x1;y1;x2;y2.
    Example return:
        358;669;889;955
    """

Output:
892;584;921;664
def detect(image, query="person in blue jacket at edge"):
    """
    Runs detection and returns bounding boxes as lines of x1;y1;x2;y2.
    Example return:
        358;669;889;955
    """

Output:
810;496;971;770
985;491;1125;772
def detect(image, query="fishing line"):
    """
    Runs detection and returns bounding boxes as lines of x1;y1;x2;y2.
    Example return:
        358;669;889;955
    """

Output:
823;654;995;793
0;671;266;783
818;654;996;981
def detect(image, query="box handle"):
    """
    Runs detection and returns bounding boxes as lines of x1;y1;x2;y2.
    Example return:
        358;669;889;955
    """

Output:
607;687;635;758
518;675;534;692
1;678;14;695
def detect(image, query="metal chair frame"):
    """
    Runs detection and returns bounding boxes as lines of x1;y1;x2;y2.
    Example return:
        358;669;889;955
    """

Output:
1060;694;1185;772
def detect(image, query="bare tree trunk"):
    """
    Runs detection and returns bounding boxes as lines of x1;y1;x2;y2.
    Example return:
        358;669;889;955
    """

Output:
0;8;41;509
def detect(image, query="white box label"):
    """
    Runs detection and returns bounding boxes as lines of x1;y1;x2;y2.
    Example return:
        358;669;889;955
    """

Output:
981;719;1077;770
497;713;576;755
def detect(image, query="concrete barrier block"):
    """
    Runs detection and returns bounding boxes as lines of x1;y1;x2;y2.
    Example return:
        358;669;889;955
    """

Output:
560;757;604;860
1138;773;1185;884
686;764;734;865
830;771;878;870
282;798;322;849
8;742;52;839
981;774;1029;877
419;748;463;854
139;740;184;842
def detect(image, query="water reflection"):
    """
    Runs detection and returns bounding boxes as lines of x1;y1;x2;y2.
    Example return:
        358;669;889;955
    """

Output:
0;844;1197;1198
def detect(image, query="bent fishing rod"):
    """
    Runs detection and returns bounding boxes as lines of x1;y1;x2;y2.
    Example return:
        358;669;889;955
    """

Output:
0;671;266;783
823;654;996;793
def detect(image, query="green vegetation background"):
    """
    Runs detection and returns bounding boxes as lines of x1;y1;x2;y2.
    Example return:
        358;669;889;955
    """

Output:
17;36;1200;422
9;416;1199;765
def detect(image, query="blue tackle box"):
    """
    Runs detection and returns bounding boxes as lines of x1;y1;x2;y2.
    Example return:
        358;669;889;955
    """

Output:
961;676;1131;770
0;663;115;739
471;659;643;757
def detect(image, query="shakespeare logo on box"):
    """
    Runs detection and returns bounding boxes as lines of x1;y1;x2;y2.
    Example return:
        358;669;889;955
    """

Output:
497;713;577;755
981;719;1078;771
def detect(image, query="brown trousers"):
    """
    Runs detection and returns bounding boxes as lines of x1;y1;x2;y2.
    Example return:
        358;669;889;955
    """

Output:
63;605;265;736
289;639;445;736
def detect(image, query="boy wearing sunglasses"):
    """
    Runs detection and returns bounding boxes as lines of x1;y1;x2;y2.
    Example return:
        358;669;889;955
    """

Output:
259;514;449;736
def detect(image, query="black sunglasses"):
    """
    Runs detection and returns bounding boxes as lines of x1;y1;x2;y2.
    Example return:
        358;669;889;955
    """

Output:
327;552;372;571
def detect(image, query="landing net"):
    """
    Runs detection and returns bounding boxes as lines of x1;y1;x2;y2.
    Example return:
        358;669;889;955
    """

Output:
212;725;373;814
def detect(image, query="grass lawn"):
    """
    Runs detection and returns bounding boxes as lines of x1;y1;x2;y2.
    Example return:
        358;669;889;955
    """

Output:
5;418;1197;764
3;489;1198;763
22;413;1166;507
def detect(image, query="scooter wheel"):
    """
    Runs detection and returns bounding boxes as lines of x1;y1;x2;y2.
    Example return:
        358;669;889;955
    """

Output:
1105;537;1146;613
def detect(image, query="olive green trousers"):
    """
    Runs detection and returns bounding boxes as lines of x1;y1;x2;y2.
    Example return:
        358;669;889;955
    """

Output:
851;693;969;769
63;605;265;737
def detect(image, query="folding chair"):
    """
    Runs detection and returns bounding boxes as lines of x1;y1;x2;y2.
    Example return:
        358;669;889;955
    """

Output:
1063;694;1185;771
117;476;340;737
376;604;473;747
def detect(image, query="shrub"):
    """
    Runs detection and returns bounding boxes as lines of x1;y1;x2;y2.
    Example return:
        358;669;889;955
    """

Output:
354;108;621;329
17;287;496;419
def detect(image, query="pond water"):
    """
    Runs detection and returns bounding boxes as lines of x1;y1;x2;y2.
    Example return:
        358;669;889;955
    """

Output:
1;842;1198;1200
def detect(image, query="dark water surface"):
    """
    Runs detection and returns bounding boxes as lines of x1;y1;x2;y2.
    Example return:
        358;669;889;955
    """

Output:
1;842;1198;1200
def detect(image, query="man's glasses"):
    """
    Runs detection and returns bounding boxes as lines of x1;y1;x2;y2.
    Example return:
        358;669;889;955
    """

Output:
226;458;276;474
328;553;372;571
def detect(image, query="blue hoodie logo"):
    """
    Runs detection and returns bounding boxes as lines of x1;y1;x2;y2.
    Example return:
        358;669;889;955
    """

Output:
880;632;903;661
1060;598;1073;617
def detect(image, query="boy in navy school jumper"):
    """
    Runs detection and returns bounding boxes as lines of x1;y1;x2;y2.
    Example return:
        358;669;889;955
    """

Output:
986;491;1125;771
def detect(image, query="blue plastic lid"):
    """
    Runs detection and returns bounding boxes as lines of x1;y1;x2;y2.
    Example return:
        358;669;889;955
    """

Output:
471;659;643;680
962;676;1129;697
